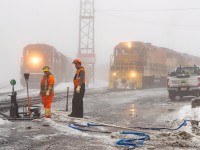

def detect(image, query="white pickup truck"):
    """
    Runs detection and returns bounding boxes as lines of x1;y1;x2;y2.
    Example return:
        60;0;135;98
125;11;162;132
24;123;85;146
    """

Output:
167;66;200;100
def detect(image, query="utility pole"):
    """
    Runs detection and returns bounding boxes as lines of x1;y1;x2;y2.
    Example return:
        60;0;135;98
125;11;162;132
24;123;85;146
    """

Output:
77;0;96;83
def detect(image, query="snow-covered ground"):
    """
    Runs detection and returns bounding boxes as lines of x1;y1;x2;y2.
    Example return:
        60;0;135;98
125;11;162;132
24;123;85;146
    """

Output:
178;105;200;121
1;82;200;149
48;89;200;149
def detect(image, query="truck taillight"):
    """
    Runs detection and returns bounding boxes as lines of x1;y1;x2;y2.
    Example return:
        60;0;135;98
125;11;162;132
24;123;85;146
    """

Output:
167;79;169;87
198;78;200;86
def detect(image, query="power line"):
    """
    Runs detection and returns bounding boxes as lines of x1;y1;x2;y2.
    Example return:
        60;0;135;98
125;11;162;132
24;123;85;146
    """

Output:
97;13;200;28
95;8;200;13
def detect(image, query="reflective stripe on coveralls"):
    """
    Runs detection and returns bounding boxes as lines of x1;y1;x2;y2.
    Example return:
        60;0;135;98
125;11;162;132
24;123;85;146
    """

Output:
40;74;54;96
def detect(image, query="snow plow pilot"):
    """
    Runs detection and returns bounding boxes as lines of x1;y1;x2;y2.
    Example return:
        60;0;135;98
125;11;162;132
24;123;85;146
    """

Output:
40;66;55;118
68;59;86;118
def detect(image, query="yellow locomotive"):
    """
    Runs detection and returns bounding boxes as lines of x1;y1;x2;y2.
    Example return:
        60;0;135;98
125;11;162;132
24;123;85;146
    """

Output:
109;41;200;90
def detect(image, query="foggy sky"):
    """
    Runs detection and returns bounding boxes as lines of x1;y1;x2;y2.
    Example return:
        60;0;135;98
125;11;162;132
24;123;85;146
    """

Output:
1;0;200;85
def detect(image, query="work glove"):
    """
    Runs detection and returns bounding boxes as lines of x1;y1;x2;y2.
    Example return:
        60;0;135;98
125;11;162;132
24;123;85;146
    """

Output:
46;90;51;96
76;85;81;93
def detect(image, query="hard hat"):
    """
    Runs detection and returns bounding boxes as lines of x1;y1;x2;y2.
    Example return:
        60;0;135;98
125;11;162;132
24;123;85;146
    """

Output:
42;66;50;72
72;59;81;64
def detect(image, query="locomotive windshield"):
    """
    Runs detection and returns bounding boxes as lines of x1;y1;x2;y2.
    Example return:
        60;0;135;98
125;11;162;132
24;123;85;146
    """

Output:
23;46;54;67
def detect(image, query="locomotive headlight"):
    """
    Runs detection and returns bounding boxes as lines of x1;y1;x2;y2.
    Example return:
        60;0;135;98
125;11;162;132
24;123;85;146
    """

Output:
130;72;136;78
113;72;117;76
127;42;132;48
29;57;42;65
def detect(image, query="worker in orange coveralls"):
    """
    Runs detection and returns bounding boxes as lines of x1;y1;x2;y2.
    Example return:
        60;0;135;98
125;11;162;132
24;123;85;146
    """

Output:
68;59;86;118
40;66;55;118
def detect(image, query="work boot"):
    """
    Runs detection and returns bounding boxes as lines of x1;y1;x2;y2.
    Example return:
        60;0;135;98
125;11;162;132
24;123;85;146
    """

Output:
68;114;75;117
45;108;51;118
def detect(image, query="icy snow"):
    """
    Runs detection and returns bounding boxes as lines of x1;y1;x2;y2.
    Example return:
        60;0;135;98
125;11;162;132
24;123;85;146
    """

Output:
2;82;200;149
178;105;200;121
0;80;108;101
0;80;108;93
32;117;117;149
153;104;200;148
0;118;10;125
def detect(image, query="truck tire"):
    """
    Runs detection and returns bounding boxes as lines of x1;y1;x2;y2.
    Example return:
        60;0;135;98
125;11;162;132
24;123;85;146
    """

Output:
169;92;176;101
192;91;199;98
191;98;200;108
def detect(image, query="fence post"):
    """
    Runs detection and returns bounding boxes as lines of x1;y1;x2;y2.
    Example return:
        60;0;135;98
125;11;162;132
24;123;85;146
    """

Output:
66;87;69;111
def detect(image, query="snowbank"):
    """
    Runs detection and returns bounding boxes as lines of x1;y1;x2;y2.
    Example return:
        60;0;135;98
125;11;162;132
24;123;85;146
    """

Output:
0;118;10;125
0;80;108;100
87;80;108;89
178;105;200;121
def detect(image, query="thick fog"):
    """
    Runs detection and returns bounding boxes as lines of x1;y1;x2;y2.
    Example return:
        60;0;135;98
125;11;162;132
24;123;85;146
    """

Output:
0;0;200;85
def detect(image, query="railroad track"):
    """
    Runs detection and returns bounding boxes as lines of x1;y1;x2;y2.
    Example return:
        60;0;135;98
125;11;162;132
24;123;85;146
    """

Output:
0;87;121;111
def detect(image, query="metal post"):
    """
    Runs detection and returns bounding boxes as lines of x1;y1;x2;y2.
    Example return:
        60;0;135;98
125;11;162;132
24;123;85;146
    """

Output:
27;82;30;116
10;90;16;118
12;84;14;93
66;87;69;111
10;90;19;118
24;73;30;116
9;79;19;118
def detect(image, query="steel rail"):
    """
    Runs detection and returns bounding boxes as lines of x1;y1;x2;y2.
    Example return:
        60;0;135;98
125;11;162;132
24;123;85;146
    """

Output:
0;87;121;111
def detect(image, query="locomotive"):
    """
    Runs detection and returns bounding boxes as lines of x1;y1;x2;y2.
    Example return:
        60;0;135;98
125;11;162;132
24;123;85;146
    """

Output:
109;41;200;90
20;44;73;88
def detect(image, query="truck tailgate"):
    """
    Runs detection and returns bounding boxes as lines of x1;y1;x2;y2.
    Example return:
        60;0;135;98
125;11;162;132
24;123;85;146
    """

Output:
168;76;199;87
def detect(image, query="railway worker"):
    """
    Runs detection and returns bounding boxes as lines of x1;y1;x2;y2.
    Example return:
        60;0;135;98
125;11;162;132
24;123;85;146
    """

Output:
68;59;86;118
40;66;55;118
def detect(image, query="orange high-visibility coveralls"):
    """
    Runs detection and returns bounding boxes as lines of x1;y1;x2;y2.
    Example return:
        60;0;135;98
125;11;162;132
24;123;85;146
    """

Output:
40;73;54;117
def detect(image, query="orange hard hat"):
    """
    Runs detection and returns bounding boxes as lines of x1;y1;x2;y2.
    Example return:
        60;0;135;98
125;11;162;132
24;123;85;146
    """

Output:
72;59;81;64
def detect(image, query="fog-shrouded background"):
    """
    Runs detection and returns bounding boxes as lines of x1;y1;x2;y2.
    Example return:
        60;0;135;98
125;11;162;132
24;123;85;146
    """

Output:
1;0;200;85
